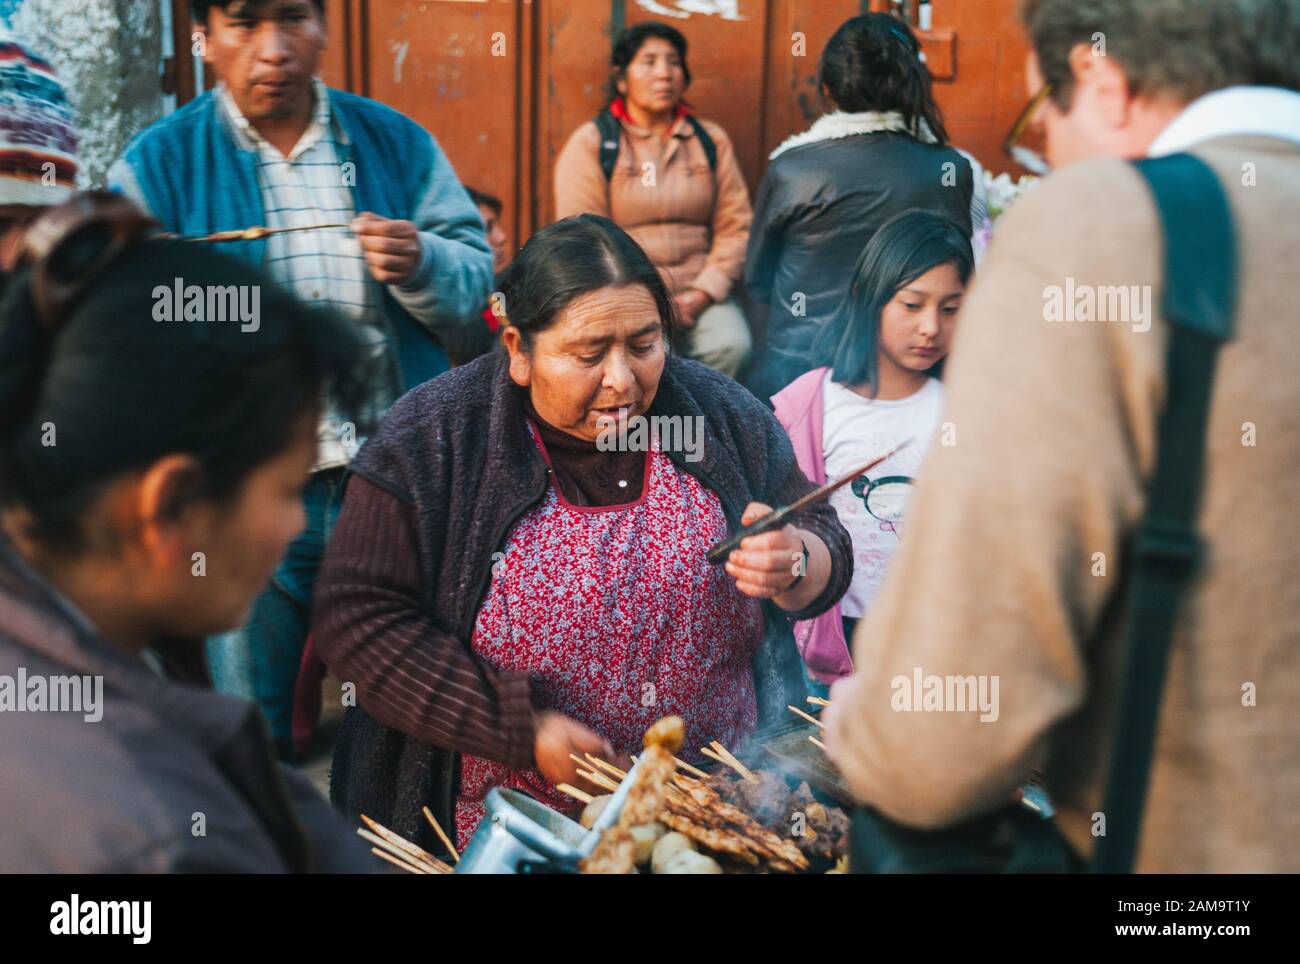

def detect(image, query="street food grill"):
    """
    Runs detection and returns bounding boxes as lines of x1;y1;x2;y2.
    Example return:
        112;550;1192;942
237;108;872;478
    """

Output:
363;713;855;874
567;720;852;874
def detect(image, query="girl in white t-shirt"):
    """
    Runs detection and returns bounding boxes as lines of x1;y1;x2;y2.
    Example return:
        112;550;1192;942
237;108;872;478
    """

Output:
772;209;974;693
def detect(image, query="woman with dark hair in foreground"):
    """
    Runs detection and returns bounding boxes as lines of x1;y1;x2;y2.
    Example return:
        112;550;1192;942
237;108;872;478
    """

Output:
314;214;852;854
0;195;378;871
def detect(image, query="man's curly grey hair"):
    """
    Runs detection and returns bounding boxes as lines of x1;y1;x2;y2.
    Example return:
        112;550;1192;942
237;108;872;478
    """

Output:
1020;0;1300;110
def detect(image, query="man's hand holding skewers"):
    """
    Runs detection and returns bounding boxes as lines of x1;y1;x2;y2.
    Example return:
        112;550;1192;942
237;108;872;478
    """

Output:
352;211;423;285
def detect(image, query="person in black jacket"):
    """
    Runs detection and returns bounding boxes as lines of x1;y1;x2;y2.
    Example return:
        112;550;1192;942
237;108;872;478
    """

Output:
743;14;979;403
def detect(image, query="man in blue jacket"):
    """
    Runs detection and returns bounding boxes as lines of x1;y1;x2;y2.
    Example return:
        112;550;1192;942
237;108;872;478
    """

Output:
109;0;494;757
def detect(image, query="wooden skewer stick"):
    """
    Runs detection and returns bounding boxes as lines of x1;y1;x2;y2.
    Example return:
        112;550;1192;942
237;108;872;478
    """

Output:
556;783;595;804
809;735;827;751
422;805;460;863
706;443;908;564
575;767;621;793
806;695;831;707
570;753;626;784
371;846;432;875
700;744;755;782
182;222;351;243
357;828;448;874
358;828;437;871
360;814;452;872
673;756;709;779
584;753;628;780
710;741;757;781
788;704;826;729
698;745;729;769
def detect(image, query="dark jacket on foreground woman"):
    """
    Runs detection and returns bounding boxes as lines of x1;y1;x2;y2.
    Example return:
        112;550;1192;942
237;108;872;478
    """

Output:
0;536;377;872
314;350;853;855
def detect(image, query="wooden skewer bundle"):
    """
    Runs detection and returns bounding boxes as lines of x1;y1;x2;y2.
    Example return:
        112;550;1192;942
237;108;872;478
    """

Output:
357;814;455;874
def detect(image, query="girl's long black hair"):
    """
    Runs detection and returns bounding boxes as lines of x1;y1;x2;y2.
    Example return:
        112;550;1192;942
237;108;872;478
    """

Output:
812;208;973;392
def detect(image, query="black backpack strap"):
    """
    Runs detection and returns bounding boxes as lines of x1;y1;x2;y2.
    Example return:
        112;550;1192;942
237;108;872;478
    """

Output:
594;108;622;182
1091;153;1237;873
595;110;717;178
686;114;718;173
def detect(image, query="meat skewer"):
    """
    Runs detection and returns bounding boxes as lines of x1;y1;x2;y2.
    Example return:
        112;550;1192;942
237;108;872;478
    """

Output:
579;742;849;872
706;443;908;563
580;717;684;874
178;222;352;243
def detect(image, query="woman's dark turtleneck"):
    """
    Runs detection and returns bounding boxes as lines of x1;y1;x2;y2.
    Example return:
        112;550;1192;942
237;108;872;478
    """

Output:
521;393;648;506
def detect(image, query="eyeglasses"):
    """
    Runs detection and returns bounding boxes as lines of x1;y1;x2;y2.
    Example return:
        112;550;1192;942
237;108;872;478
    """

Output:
16;191;157;332
850;474;916;532
1002;83;1052;176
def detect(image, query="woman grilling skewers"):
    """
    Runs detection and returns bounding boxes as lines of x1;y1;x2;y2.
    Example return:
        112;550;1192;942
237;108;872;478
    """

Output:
314;214;853;853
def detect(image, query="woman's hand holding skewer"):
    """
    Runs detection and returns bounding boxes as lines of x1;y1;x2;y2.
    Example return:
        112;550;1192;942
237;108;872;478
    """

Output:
534;710;617;793
724;502;831;612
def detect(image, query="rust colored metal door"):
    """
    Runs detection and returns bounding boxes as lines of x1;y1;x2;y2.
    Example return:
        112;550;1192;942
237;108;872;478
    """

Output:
170;0;1032;249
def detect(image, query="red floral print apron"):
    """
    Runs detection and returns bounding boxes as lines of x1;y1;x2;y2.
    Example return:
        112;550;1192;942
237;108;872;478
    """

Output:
453;428;764;848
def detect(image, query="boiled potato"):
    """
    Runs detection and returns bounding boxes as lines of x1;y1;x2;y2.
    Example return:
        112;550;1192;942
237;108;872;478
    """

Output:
661;850;722;875
629;822;667;865
650;831;696;874
579;795;612;829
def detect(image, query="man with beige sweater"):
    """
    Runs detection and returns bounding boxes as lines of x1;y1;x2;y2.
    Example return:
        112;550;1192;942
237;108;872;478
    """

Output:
824;0;1300;873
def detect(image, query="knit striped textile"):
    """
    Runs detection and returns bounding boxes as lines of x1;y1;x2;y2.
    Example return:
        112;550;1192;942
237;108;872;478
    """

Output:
0;35;78;204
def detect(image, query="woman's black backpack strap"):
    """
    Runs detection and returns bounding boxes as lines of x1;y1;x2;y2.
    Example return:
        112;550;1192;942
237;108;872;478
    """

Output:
594;108;718;182
687;115;718;172
595;108;622;182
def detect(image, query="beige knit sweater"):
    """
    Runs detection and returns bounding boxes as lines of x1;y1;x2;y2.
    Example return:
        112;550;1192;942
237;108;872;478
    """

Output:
825;134;1300;873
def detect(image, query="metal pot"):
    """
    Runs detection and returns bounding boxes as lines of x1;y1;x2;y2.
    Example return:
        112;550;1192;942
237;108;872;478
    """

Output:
455;788;587;874
457;752;652;873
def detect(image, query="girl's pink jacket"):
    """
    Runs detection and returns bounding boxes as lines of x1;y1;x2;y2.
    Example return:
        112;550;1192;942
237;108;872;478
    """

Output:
771;367;853;683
